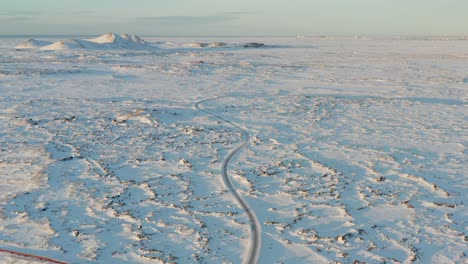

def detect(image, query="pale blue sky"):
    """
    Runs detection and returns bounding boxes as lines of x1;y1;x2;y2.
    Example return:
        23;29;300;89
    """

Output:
0;0;466;36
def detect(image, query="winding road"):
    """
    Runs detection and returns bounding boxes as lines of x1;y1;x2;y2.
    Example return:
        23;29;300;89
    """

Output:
195;98;262;264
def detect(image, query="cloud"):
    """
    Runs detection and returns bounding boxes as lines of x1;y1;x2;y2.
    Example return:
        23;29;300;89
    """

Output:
137;15;231;24
0;16;36;22
0;10;95;18
223;11;256;16
0;10;99;25
137;12;254;25
0;10;42;22
61;10;96;16
0;11;43;16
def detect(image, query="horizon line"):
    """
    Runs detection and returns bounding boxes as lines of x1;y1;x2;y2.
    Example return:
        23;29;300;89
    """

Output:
1;34;467;38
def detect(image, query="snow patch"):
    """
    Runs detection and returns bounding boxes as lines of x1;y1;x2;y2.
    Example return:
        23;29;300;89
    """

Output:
364;205;415;222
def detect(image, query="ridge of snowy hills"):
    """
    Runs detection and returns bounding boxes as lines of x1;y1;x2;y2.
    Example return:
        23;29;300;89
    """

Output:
16;32;153;51
14;33;269;51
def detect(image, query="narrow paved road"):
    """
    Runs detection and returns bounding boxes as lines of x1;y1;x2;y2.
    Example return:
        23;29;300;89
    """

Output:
195;98;261;264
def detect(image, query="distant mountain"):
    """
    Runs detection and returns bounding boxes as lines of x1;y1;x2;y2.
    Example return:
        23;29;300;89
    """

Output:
16;33;154;51
15;33;271;51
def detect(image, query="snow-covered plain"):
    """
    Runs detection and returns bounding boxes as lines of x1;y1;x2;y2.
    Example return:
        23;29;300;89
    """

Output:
0;34;467;263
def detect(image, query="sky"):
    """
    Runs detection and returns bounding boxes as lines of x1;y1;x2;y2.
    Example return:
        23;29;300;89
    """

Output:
0;0;467;36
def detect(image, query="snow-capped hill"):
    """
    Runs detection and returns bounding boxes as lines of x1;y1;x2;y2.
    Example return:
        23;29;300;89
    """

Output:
41;39;85;51
15;39;52;49
185;42;208;48
182;42;227;48
121;34;146;44
131;35;145;44
89;32;151;50
86;32;119;44
208;42;227;48
85;32;149;49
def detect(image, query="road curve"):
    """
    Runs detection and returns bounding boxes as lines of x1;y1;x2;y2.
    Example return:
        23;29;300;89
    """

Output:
195;98;261;264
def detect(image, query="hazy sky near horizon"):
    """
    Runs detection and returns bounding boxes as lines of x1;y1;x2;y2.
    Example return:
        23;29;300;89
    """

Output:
0;0;466;36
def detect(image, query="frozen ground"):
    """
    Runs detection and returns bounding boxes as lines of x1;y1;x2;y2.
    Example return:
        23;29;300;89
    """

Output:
0;35;467;263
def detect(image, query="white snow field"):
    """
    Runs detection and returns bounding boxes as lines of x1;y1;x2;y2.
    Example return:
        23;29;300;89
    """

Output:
0;34;467;263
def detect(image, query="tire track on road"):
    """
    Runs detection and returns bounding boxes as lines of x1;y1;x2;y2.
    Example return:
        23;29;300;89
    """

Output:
195;98;261;264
